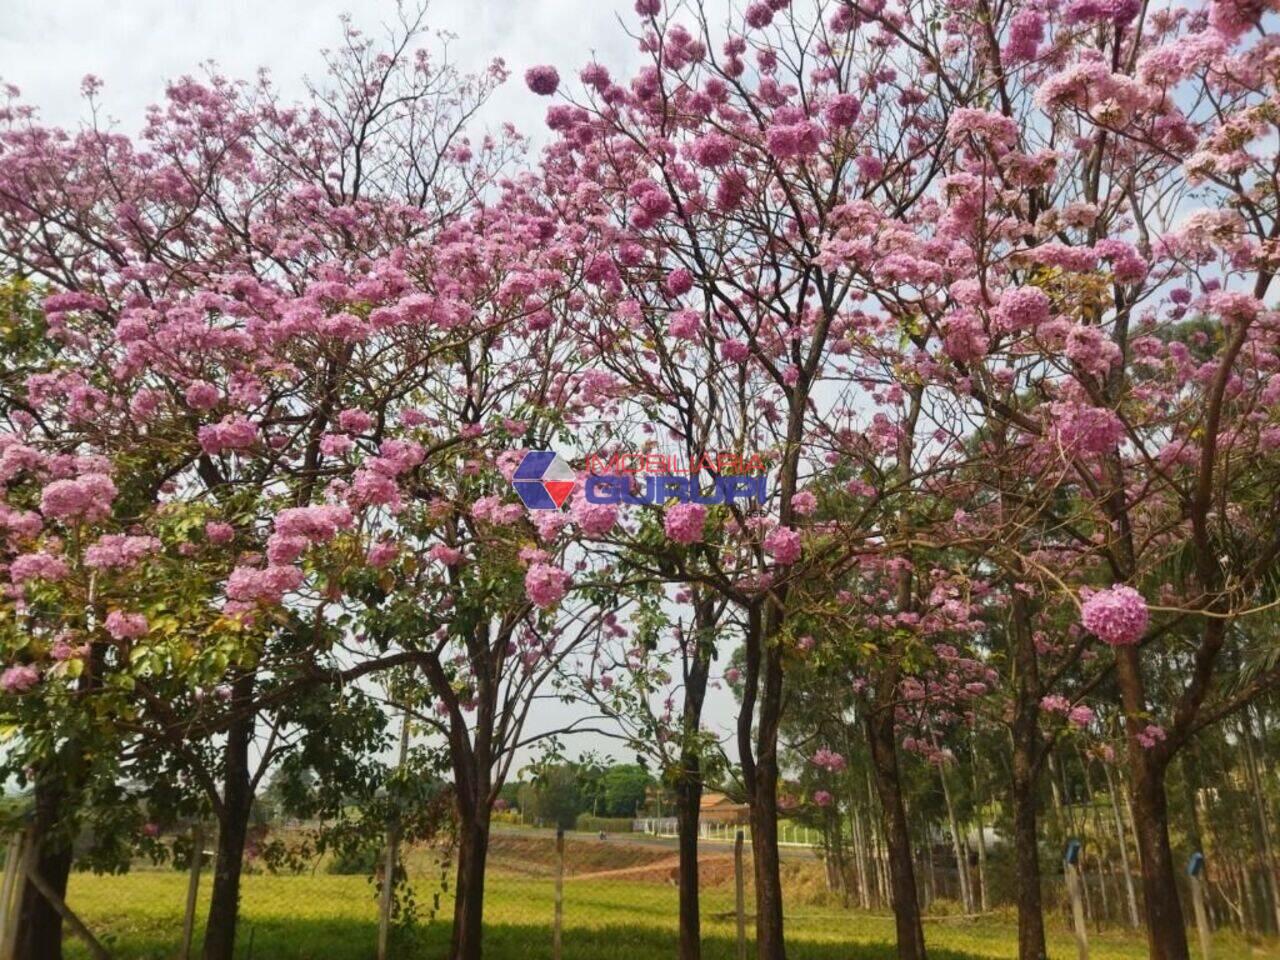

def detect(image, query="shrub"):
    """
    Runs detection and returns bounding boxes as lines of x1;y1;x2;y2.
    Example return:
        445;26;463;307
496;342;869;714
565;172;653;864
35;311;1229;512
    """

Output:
325;844;382;875
574;815;635;833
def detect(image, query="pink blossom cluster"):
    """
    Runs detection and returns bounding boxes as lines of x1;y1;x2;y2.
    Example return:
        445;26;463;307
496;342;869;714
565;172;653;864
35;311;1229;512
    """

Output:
427;544;463;566
811;747;847;773
689;132;735;168
525;562;572;608
40;473;117;523
1136;724;1167;749
198;417;258;455
1041;695;1096;728
204;522;235;545
225;565;305;607
1003;10;1044;61
572;498;618;538
104;610;149;641
9;552;69;584
669;310;701;340
85;534;162;571
338;409;374;434
1080;585;1149;646
274;505;353;543
1064;0;1140;25
992;286;1050;333
367;541;400;567
766;120;822;160
1;664;39;694
763;525;801;565
472;496;526;526
525;65;560;96
664;503;706;545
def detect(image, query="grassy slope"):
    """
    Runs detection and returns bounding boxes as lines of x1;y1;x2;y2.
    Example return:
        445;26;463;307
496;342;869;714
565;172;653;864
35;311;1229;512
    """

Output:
62;865;1279;960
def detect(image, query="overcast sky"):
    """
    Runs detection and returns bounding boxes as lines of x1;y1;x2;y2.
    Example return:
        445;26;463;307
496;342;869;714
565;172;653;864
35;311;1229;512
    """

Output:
0;0;743;776
0;0;640;137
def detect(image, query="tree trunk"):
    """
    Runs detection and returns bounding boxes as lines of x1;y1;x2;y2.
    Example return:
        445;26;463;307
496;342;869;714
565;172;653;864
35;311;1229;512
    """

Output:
202;678;255;960
738;601;787;960
1010;764;1047;960
749;746;786;960
1127;740;1190;960
1103;762;1141;929
674;760;704;960
867;709;926;960
14;772;73;960
1007;585;1049;960
971;749;989;914
673;594;715;960
850;803;871;909
939;764;972;913
1241;714;1280;933
1110;638;1190;960
451;803;492;960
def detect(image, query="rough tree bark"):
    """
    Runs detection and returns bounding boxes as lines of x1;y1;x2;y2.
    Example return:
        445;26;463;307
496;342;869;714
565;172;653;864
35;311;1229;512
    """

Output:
1008;591;1049;960
738;615;787;960
201;674;255;960
13;771;73;960
674;594;715;960
1115;646;1190;960
866;705;927;960
451;797;492;960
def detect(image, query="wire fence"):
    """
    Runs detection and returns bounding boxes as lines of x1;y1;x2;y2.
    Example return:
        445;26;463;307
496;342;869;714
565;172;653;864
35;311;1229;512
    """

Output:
0;821;1275;959
633;818;823;848
1;823;765;960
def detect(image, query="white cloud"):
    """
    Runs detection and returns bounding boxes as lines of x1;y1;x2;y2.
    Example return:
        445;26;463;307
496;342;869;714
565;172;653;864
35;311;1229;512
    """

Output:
0;0;641;142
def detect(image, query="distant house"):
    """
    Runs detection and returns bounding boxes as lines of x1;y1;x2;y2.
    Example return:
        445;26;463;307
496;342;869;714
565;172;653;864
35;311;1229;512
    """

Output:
699;791;749;824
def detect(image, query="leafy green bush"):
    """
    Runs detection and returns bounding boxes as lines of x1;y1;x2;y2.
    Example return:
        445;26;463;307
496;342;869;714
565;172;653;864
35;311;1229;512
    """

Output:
325;844;382;875
574;815;635;833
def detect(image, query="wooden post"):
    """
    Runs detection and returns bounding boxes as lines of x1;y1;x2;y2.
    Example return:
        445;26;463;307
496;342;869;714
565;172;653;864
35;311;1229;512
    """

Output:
735;829;747;960
181;823;204;960
0;832;23;959
1189;853;1212;960
376;817;398;960
1068;866;1089;960
22;854;110;960
377;710;411;960
1065;840;1088;960
553;827;565;960
1190;874;1212;960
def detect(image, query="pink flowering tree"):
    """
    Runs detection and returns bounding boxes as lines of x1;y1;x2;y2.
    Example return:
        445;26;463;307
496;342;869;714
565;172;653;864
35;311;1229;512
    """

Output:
571;576;734;960
323;192;624;960
755;0;1280;956
0;12;519;959
535;0;1280;957
531;1;904;947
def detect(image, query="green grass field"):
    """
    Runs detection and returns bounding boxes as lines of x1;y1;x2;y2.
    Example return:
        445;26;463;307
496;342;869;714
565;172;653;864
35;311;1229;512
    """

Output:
61;865;1280;960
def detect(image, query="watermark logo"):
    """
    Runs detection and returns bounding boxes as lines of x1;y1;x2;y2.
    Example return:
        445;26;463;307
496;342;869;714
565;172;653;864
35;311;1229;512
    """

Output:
511;449;768;510
511;451;576;510
583;473;766;506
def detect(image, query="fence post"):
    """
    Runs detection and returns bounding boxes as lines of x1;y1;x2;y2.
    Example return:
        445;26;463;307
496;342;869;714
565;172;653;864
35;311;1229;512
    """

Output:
554;827;565;960
377;709;411;960
20;847;109;960
181;823;204;960
1064;841;1088;960
0;831;23;959
1188;853;1211;960
735;829;747;960
377;816;398;960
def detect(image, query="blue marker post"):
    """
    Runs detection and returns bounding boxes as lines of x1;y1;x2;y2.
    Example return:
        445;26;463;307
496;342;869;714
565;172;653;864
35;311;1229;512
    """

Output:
1188;852;1211;960
1064;840;1088;960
